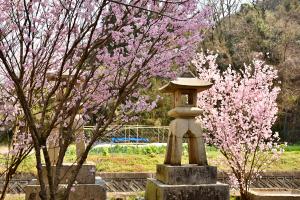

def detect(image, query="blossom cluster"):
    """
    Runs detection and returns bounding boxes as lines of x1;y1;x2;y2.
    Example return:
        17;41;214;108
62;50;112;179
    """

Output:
194;52;281;190
0;0;211;149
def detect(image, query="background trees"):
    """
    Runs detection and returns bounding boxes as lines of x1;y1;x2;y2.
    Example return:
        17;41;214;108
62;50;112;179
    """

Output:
145;0;300;143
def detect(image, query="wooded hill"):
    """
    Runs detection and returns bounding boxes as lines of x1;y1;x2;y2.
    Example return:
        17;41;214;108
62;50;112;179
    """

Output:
140;0;300;143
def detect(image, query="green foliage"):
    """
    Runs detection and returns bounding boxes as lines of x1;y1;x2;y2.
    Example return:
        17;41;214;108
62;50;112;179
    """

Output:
0;144;299;174
89;145;167;155
136;78;173;126
284;144;300;152
88;144;218;156
66;145;76;157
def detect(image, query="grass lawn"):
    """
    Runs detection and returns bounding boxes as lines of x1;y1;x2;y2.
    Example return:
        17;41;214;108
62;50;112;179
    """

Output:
0;144;299;200
4;194;24;200
1;144;299;174
89;151;300;173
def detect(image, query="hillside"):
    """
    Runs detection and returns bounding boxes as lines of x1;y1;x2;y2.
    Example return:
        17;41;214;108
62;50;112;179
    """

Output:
198;0;300;142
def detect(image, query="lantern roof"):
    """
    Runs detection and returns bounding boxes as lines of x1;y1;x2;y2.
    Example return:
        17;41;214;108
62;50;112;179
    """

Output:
159;77;213;93
46;69;83;82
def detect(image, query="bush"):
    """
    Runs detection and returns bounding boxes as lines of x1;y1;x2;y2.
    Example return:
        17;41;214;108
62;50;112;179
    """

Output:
89;145;166;155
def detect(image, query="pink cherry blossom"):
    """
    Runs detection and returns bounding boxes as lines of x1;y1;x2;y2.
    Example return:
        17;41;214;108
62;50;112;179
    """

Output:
0;1;211;199
194;52;282;200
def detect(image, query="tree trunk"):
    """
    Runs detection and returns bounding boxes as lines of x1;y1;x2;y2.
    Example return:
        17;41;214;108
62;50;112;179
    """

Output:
240;189;250;200
0;171;13;200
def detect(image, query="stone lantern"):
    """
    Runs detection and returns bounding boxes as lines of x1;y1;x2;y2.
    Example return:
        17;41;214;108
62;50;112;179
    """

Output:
145;76;229;200
159;77;212;166
45;70;86;165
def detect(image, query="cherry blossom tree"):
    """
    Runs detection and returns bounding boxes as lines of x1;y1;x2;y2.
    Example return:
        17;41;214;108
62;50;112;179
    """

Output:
193;52;282;200
0;0;211;199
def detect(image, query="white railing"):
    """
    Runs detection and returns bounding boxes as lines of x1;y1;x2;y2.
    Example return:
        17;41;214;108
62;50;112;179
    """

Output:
84;125;169;143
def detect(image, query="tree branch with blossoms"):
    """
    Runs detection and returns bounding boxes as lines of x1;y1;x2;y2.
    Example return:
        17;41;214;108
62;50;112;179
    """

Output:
0;0;211;199
194;52;283;200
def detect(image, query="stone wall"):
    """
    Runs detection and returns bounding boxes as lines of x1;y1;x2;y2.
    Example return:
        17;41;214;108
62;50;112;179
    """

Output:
1;171;300;194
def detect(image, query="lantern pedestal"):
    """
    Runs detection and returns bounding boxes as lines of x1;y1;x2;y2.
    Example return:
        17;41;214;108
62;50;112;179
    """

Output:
145;164;229;200
145;177;229;200
156;164;217;185
24;163;106;200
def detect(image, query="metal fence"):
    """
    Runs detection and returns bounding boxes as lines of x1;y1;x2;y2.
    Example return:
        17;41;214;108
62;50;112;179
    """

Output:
84;125;169;143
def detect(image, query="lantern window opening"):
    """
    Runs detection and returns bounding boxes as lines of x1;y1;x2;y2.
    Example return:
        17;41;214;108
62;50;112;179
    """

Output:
180;93;194;107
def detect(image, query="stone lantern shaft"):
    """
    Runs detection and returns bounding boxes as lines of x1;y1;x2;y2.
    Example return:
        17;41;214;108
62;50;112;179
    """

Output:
46;71;86;165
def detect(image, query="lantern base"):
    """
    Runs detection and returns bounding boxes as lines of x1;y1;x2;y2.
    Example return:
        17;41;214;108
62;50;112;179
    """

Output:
24;183;106;200
24;163;106;200
156;164;217;185
145;178;229;200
